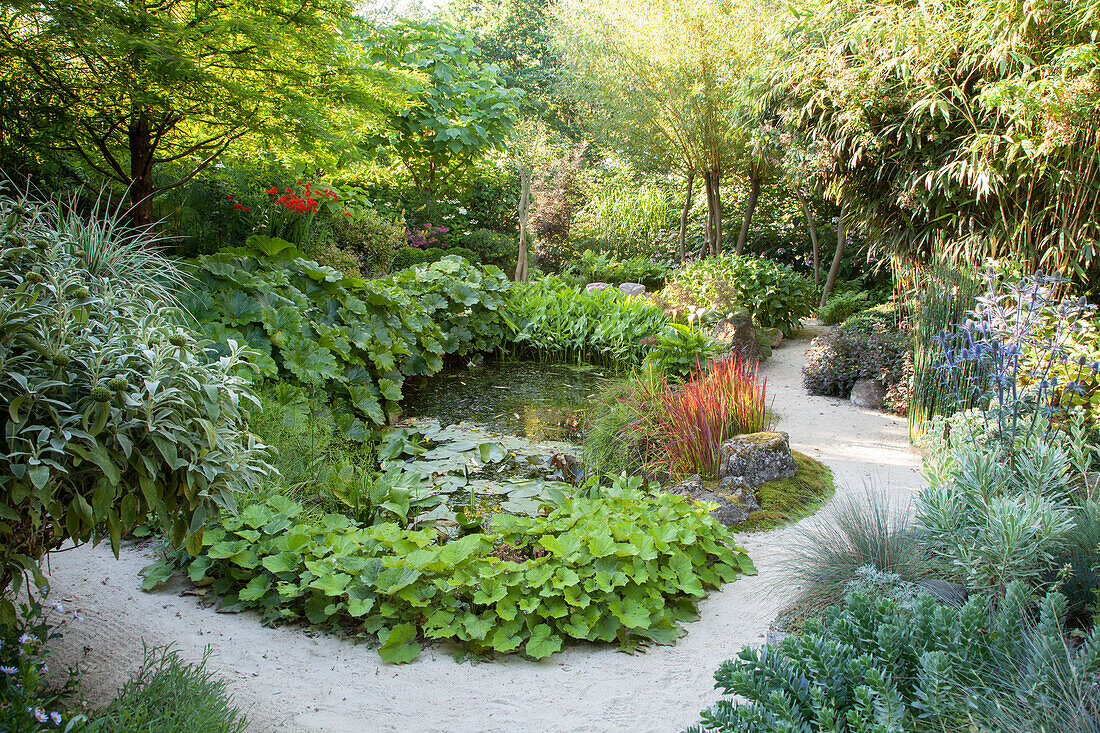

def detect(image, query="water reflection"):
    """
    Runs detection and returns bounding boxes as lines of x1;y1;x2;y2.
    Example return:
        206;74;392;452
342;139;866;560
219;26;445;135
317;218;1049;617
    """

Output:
401;360;614;442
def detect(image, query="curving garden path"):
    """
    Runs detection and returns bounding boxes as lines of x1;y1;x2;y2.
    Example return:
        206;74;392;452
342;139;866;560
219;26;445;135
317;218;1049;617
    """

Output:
44;325;925;733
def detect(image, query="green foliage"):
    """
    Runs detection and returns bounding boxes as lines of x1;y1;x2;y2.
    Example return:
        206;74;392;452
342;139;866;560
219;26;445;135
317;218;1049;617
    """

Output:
145;476;755;662
507;277;670;365
909;261;982;440
783;0;1100;285
692;584;1100;733
90;646;247;733
917;409;1096;593
817;289;871;326
802;303;911;414
368;20;523;191
0;193;267;608
183;239;445;434
661;254;816;333
385;256;512;357
463;228;518;269
0;0;408;225
390;246;478;271
642;323;723;382
332;207;404;274
562;249;671;290
1;594;89;732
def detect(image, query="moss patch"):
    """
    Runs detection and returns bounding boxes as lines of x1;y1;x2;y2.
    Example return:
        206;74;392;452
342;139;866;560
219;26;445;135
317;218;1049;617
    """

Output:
729;450;835;533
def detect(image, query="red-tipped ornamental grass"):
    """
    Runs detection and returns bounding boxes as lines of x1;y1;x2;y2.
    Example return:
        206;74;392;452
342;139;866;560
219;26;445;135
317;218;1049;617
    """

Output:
647;354;768;479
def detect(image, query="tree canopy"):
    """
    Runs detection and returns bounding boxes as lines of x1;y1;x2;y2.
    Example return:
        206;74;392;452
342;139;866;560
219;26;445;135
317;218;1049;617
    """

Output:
0;0;409;226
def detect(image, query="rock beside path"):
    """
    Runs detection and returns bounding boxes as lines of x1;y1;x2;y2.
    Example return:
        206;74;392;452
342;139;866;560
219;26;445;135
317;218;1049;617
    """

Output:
718;432;797;491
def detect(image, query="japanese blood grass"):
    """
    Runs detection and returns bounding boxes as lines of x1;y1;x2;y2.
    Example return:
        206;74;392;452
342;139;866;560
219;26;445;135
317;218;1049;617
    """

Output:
646;355;768;480
143;476;755;663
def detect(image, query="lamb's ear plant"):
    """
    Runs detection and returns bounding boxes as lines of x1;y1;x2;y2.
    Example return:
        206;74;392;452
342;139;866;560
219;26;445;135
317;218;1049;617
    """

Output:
0;189;269;621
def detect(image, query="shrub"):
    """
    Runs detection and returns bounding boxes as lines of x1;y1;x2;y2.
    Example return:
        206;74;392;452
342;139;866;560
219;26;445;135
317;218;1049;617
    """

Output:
802;303;910;414
183;235;445;435
385;257;512;357
92;646;248;733
144;476;756;662
390;245;477;272
917;408;1093;594
333;207;403;274
463;228;517;269
785;490;926;615
0;593;88;732
692;584;1100;733
642;323;724;382
562;249;671;290
507;277;670;366
0;193;267;610
817;289;871;325
661;254;816;333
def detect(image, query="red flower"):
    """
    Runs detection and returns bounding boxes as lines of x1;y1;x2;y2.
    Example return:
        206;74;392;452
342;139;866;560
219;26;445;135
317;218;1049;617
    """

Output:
233;202;250;211
266;186;278;195
344;212;352;217
226;194;234;200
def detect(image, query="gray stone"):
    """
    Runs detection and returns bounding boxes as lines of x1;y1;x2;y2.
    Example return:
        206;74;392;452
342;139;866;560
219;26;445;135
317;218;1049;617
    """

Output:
696;490;756;526
619;282;646;296
850;378;886;410
585;282;610;294
718;432;797;490
665;474;705;497
712;312;760;362
664;474;759;527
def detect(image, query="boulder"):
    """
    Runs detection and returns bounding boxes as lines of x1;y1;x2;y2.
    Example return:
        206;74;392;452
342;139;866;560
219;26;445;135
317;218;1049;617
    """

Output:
718;432;797;490
619;282;646;296
712;312;760;362
664;474;758;527
850;378;886;410
585;282;610;294
757;326;784;349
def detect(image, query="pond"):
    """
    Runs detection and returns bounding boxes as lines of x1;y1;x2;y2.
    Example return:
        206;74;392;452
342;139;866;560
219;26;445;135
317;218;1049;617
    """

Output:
401;359;617;443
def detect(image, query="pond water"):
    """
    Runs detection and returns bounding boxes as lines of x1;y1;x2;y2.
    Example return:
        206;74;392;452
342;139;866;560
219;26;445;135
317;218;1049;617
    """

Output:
401;360;617;443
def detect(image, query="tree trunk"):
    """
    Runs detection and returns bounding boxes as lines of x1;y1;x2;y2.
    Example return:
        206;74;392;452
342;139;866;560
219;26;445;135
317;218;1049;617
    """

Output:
128;114;155;230
678;171;694;263
797;191;820;286
514;167;531;282
702;172;714;257
821;201;848;307
713;170;722;256
735;169;761;256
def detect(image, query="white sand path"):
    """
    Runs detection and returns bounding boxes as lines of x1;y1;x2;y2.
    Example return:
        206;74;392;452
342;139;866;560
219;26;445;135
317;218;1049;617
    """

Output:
43;326;924;733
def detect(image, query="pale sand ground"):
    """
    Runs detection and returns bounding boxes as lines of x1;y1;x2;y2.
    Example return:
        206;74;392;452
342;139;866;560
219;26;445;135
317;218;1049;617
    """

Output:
43;325;925;733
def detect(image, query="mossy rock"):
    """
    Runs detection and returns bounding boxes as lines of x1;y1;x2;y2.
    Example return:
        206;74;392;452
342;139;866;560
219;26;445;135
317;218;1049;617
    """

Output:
727;450;834;533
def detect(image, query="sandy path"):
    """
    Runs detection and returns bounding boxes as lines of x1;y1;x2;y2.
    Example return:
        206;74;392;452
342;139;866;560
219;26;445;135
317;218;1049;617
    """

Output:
43;327;924;733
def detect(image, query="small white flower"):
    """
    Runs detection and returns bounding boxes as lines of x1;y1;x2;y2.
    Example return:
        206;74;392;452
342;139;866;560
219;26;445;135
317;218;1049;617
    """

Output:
50;711;62;725
33;707;48;723
457;207;467;214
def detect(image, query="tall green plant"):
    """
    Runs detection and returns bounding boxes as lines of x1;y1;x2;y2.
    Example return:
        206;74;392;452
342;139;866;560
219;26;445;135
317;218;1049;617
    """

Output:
909;260;981;440
0;192;268;618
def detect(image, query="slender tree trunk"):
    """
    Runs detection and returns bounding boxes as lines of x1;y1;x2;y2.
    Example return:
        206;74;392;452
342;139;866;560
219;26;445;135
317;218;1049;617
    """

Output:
703;172;715;257
735;169;761;256
713;170;722;256
515;167;531;282
678;171;694;263
821;201;848;307
797;191;820;286
128;114;155;230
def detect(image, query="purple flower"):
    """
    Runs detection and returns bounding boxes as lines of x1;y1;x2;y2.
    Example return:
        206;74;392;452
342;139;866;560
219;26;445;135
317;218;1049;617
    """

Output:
0;665;16;674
